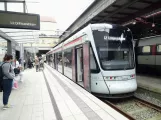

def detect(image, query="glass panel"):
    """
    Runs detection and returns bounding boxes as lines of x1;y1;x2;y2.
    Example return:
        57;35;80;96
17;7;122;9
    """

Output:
25;3;40;14
142;46;150;53
64;49;72;68
157;45;161;52
93;27;134;70
7;3;23;12
0;2;5;11
64;48;72;79
48;54;53;66
56;52;62;73
0;38;7;64
90;47;97;70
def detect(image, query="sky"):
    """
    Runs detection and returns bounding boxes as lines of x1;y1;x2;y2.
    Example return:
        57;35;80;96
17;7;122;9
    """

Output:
26;0;95;31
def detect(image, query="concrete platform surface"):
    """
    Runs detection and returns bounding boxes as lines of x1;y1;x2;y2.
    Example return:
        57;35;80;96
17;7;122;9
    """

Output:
0;65;129;120
137;75;161;94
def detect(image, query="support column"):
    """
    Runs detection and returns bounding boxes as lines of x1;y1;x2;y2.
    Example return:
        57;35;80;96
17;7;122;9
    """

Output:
23;1;26;13
4;2;7;11
7;41;12;54
20;43;24;70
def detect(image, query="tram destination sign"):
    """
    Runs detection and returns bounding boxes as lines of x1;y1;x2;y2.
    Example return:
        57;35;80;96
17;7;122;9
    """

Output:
0;11;40;30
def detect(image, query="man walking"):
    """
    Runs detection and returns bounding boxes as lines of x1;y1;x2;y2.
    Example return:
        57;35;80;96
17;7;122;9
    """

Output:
35;56;39;72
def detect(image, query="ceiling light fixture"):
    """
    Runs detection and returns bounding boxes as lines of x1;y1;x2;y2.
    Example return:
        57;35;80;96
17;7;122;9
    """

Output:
152;16;155;27
133;21;136;25
152;23;155;27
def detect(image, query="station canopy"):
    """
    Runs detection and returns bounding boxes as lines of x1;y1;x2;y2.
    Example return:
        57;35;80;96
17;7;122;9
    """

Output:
0;5;40;45
0;28;39;44
2;0;23;1
90;0;161;39
60;0;161;42
0;28;40;53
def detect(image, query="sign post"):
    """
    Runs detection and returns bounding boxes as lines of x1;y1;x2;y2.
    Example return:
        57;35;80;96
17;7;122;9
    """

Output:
20;43;24;71
0;11;40;30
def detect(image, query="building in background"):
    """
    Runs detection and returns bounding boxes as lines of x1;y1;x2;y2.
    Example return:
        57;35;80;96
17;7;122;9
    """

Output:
24;16;59;55
0;1;61;65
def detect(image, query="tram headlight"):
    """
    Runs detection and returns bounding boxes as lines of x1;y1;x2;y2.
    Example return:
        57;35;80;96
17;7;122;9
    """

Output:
103;76;109;80
130;74;135;79
104;76;124;80
103;76;115;80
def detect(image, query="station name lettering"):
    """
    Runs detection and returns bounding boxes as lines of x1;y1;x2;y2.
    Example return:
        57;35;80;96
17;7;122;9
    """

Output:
10;21;36;26
104;36;125;41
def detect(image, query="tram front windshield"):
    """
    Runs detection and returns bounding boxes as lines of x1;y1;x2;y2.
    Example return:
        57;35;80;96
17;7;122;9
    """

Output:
93;27;134;70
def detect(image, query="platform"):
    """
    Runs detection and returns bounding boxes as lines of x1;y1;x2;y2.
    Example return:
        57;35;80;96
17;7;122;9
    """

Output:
137;74;161;94
0;68;53;120
0;64;128;120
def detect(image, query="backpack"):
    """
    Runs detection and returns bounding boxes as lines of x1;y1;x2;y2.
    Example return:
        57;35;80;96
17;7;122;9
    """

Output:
0;63;5;92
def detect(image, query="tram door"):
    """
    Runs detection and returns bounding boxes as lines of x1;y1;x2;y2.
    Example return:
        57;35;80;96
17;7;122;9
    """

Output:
55;53;58;70
76;43;91;92
53;54;56;69
76;47;83;87
72;48;76;82
83;42;91;92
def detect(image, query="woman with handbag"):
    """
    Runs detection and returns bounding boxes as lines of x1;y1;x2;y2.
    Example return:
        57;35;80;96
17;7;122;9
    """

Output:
2;54;14;110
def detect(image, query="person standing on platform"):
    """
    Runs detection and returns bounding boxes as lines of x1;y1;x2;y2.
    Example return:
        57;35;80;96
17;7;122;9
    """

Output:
24;59;26;70
18;58;22;65
35;56;39;72
28;57;33;69
2;54;14;110
12;59;20;76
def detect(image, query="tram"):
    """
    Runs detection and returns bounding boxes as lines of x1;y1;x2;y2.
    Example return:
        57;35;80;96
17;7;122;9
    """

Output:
46;23;137;98
136;35;161;74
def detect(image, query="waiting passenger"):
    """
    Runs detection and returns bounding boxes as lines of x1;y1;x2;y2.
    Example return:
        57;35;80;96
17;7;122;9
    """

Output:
40;59;44;69
28;57;34;69
24;59;26;69
2;54;14;110
12;59;20;76
35;56;39;72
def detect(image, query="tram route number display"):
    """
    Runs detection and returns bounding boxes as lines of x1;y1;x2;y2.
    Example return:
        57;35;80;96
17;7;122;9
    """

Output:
0;11;40;30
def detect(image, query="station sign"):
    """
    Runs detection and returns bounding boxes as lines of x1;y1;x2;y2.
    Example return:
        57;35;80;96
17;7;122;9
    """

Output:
0;11;40;30
2;0;24;1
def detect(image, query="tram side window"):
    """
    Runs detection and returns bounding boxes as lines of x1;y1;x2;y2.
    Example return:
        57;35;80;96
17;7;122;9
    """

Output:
64;48;72;68
55;53;59;67
142;46;151;54
46;55;49;63
90;47;99;73
157;45;161;52
52;54;54;61
52;53;55;65
49;55;52;63
57;52;62;65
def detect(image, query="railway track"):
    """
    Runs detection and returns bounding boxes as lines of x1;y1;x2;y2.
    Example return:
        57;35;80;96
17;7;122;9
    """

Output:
103;97;161;120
